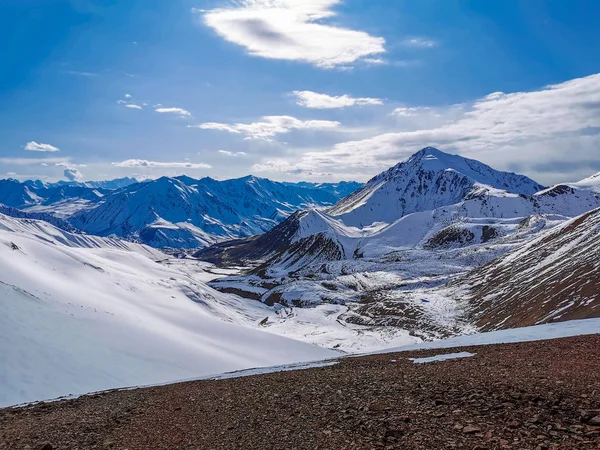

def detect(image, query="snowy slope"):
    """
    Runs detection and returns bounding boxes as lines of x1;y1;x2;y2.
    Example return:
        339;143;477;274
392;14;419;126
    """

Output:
0;213;335;407
328;147;545;227
373;318;600;354
282;181;363;199
569;172;600;192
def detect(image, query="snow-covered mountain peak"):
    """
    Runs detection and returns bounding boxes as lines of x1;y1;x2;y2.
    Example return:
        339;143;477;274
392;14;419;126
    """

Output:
328;147;546;227
405;146;460;170
571;172;600;192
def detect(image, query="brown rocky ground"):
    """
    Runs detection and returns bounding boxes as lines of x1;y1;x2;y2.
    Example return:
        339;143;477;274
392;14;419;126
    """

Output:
2;335;600;450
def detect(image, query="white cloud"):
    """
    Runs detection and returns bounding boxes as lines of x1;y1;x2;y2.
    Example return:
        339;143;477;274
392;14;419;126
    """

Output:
66;71;98;77
63;167;83;182
125;94;132;98
403;37;437;48
54;163;84;181
251;159;332;177
25;141;60;152
125;104;143;110
266;73;600;183
55;162;87;169
218;150;247;156
293;91;383;109
197;0;385;69
192;115;340;140
0;157;69;166
392;107;433;117
155;107;191;117
112;160;212;169
363;58;386;65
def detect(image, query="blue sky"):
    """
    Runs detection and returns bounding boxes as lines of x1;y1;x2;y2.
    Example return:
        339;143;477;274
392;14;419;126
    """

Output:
1;0;599;184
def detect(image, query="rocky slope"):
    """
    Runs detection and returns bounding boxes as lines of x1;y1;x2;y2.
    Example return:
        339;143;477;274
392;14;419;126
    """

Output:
462;207;600;330
3;333;600;449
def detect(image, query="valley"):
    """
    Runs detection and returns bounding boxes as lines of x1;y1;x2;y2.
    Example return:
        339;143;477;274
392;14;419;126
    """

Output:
1;147;599;410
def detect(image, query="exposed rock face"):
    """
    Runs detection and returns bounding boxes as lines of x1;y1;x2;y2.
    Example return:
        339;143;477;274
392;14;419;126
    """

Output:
462;207;600;330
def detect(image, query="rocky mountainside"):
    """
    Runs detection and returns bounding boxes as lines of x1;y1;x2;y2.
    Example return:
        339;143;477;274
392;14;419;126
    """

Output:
462;207;600;330
4;332;600;449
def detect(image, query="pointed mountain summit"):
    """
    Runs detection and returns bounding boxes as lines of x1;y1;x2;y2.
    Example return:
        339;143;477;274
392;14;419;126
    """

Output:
328;147;546;227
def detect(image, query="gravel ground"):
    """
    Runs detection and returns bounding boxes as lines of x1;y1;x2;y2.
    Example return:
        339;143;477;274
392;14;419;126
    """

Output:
1;334;600;449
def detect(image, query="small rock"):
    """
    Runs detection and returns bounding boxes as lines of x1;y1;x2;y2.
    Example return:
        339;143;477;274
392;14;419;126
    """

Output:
462;425;481;434
589;416;600;426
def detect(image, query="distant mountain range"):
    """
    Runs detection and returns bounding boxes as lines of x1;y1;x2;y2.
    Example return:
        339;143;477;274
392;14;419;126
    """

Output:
0;176;362;248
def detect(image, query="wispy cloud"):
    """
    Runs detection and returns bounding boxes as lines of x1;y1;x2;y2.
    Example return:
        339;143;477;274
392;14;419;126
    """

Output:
0;157;70;167
155;107;191;117
218;150;247;156
252;159;331;177
196;0;385;69
293;91;383;109
112;159;211;169
66;70;98;77
403;37;438;48
392;107;433;117
192;115;340;140
125;104;143;110
25;141;60;152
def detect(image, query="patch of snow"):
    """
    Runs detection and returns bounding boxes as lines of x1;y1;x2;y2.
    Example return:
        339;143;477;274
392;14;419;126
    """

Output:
409;352;475;364
372;318;600;354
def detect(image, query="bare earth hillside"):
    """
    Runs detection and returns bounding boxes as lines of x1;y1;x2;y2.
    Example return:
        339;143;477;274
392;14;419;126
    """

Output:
2;334;600;449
